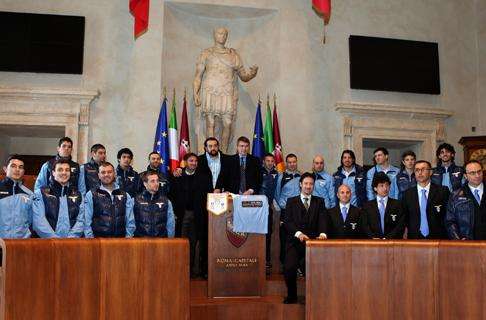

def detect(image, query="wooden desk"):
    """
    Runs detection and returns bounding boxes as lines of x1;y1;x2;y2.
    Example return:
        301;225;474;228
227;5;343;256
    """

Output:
306;240;486;320
1;238;189;320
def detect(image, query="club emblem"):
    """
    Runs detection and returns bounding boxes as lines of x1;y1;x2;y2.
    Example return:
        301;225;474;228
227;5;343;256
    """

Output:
272;174;277;178
226;213;247;248
452;172;460;177
156;202;164;208
21;195;29;203
69;196;78;203
434;205;442;212
128;176;134;182
71;168;76;173
391;214;397;222
350;222;357;230
116;195;124;201
356;177;363;182
207;193;228;216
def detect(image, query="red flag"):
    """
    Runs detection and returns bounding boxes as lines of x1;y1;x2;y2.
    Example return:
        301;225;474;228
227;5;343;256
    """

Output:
272;98;285;173
179;93;190;168
312;0;331;24
129;0;149;39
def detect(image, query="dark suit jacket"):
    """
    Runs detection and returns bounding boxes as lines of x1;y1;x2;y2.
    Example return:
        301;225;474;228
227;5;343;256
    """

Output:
402;184;450;239
324;205;363;239
360;198;405;239
283;196;327;246
220;153;262;194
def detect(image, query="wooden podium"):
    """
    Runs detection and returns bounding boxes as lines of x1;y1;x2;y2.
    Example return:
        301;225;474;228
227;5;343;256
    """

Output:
207;194;265;298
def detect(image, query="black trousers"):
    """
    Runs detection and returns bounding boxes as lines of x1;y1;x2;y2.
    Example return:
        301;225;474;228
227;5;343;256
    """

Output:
283;241;306;299
266;206;274;264
181;209;197;275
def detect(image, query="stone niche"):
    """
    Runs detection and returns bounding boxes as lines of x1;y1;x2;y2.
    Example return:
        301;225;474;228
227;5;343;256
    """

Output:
336;101;453;165
0;87;99;162
161;1;279;152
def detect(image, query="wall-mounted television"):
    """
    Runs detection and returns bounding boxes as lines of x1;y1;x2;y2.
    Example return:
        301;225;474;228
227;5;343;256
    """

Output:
0;11;85;74
349;35;440;95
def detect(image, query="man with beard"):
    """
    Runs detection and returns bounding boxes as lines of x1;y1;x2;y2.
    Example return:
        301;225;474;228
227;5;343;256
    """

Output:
332;150;367;208
35;137;85;194
431;143;465;192
138;152;170;196
33;159;84;238
84;162;135;238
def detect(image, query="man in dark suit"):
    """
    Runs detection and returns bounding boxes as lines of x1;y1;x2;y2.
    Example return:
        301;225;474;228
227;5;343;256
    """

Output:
283;172;327;304
361;172;405;239
324;184;362;238
402;160;450;239
220;136;261;194
446;160;486;240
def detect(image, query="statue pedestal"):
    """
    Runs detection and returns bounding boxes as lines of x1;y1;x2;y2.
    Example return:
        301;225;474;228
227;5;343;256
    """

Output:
207;193;265;298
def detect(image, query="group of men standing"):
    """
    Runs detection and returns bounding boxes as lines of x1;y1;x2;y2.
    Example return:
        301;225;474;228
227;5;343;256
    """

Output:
0;136;485;303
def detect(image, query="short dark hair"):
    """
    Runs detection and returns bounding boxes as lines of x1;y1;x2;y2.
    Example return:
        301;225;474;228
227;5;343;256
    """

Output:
465;160;483;170
263;153;275;160
400;150;417;170
414;160;432;170
117;148;133;160
53;158;71;171
58;137;73;147
373;147;389;156
436;143;455;158
204;137;219;148
299;172;315;184
340;150;356;167
5;154;24;167
142;170;159;183
98;161;114;171
148;151;160;160
183;152;197;162
237;136;250;145
372;172;391;190
90;144;106;153
285;153;297;162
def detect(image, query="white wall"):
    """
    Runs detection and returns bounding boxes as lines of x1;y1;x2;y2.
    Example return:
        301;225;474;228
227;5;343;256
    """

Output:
0;0;482;172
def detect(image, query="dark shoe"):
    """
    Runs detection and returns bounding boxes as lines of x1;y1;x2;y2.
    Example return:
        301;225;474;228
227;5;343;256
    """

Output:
283;296;298;304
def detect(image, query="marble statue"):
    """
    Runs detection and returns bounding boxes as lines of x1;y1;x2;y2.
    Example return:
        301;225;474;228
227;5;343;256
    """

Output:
193;27;258;153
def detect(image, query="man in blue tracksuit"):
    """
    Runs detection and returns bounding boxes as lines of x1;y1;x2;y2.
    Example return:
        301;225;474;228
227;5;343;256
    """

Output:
80;143;106;193
431;143;465;192
133;171;175;238
395;150;417;200
116;147;140;198
259;153;278;270
0;155;33;238
138;152;170;196
84;162;135;238
311;155;335;209
34;137;85;194
366;147;399;200
274;153;301;266
33;159;84;238
333;150;367;208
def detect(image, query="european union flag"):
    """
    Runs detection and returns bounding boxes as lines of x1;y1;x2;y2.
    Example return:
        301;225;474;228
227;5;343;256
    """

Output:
252;101;265;161
153;98;170;174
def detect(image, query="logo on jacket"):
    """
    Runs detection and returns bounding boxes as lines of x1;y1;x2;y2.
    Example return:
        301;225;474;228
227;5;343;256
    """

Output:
452;172;461;177
71;168;77;173
226;214;248;248
350;222;357;230
128;177;134;182
434;205;442;212
116;195;124;201
156;202;164;208
356;177;363;182
391;214;397;222
69;196;78;203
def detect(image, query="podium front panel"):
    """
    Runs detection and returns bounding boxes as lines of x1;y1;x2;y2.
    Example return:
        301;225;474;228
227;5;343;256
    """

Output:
208;194;265;298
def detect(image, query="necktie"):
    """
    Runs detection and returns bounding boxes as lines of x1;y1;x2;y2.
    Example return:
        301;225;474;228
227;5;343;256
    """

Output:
473;189;481;205
239;156;246;194
378;199;385;234
419;189;429;237
304;197;309;210
341;206;348;222
442;168;452;191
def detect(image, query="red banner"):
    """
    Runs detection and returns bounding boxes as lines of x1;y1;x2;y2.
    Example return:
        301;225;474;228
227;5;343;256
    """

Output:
312;0;331;24
129;0;149;38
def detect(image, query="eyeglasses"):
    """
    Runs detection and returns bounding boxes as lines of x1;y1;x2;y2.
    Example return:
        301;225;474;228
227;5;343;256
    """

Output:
466;170;483;176
414;168;432;173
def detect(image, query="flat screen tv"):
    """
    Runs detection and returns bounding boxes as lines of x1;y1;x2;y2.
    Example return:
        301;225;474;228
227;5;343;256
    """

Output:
349;35;440;95
0;11;85;74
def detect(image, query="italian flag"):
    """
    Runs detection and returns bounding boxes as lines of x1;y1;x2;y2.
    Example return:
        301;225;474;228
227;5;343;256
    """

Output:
169;90;179;172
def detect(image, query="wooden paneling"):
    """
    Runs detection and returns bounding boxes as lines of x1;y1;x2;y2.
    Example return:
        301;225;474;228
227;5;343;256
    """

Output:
3;238;189;320
307;240;486;320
